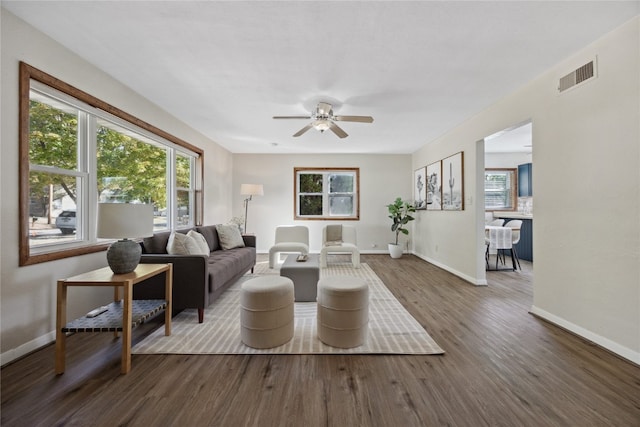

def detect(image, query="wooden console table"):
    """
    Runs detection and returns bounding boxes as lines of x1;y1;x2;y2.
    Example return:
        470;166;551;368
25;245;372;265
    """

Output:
55;263;172;375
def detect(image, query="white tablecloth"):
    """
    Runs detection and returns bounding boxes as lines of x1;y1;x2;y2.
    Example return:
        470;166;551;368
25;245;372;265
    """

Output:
486;226;512;250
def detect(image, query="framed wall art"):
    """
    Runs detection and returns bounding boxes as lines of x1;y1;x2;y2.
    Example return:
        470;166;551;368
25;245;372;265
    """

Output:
426;161;442;211
414;166;427;210
442;151;464;210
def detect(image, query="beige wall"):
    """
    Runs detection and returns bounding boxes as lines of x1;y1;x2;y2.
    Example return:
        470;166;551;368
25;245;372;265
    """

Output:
412;17;640;363
232;154;411;253
0;10;233;363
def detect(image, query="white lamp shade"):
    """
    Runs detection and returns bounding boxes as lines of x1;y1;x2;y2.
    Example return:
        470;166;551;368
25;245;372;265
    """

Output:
240;184;264;196
97;203;154;239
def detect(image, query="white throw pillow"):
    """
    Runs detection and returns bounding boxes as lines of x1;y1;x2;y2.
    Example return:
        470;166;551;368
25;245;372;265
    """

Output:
216;224;245;250
187;230;210;254
167;232;208;255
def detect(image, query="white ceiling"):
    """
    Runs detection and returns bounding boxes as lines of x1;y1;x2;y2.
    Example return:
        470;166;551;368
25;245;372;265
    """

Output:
484;121;532;154
4;1;638;154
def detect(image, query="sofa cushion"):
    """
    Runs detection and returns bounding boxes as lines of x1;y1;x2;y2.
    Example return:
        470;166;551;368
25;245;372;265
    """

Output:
216;224;245;250
167;232;208;255
195;225;220;252
187;230;210;254
142;230;172;254
207;246;256;293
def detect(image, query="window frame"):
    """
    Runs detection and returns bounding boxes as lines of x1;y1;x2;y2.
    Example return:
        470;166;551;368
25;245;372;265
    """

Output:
484;168;518;211
294;167;360;221
19;62;204;266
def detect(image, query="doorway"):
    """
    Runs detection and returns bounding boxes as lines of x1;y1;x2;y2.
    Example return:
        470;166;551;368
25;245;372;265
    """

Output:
481;120;533;281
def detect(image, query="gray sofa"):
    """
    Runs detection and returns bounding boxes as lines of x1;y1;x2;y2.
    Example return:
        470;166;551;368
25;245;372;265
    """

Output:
134;225;256;323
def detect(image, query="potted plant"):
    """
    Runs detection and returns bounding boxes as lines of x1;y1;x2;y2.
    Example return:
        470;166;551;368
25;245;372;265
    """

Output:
386;197;416;258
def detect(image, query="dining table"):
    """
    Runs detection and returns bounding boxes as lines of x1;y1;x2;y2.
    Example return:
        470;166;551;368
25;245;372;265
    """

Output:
485;225;517;271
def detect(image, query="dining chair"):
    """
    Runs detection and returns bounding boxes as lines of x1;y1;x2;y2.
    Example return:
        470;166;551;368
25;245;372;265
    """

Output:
485;219;505;265
505;220;522;270
486;226;517;270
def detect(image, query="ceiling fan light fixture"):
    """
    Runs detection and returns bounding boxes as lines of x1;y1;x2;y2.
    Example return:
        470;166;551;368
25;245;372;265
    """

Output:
273;102;373;138
313;119;330;132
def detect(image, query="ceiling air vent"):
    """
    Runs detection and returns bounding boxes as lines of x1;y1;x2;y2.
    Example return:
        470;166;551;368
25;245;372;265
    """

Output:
558;58;597;93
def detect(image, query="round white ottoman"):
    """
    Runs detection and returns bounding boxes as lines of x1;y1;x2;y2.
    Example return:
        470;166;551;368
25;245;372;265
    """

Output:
240;276;294;349
317;275;369;348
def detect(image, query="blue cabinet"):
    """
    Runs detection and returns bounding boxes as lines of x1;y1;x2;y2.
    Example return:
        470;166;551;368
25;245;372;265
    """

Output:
518;163;533;197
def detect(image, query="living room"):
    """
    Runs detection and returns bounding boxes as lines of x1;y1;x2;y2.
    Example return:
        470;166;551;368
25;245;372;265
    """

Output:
1;3;639;425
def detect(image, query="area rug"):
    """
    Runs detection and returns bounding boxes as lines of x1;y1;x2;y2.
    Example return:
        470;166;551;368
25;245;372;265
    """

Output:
132;262;444;355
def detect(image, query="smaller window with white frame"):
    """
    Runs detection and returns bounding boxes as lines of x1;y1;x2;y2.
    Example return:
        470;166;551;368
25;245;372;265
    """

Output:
294;167;359;220
484;168;517;211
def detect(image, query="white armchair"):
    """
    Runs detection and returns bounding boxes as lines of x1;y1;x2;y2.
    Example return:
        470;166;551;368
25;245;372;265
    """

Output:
268;226;309;268
320;225;360;268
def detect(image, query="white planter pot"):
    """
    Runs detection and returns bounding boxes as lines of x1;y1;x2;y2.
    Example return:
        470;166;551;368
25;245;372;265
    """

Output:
388;243;404;259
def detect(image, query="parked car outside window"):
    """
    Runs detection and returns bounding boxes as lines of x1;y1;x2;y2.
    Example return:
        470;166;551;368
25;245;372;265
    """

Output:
55;210;76;234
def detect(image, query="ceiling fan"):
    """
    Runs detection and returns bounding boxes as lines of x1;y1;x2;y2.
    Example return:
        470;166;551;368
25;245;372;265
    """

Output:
273;102;374;138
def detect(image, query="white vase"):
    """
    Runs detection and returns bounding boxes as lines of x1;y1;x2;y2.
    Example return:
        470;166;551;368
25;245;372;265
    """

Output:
388;243;404;259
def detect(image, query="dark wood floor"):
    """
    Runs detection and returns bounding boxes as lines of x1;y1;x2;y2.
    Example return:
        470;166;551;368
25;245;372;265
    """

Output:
2;254;639;426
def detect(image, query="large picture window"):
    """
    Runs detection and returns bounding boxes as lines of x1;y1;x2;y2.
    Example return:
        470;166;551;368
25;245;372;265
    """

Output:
20;63;203;265
294;167;359;220
484;168;517;211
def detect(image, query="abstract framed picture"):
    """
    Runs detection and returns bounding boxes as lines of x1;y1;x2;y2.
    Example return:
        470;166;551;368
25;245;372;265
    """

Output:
425;161;442;211
442;151;464;210
414;166;427;210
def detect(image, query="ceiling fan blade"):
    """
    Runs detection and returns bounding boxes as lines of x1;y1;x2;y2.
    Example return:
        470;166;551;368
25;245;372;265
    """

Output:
293;123;314;137
328;121;348;139
334;115;374;123
273;115;312;119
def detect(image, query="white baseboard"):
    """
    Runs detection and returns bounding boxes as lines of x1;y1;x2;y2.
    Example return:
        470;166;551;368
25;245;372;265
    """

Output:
1;330;55;367
413;252;487;286
360;249;390;255
530;305;640;365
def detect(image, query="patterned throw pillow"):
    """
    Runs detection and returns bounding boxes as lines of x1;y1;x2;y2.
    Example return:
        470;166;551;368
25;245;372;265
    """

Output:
215;224;245;250
167;232;208;255
187;230;210;254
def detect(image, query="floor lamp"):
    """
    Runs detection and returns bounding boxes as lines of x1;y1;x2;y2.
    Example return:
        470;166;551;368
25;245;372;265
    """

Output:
241;184;264;234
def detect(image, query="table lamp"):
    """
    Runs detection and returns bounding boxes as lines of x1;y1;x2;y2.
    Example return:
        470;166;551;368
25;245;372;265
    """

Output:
240;183;264;233
97;203;154;274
